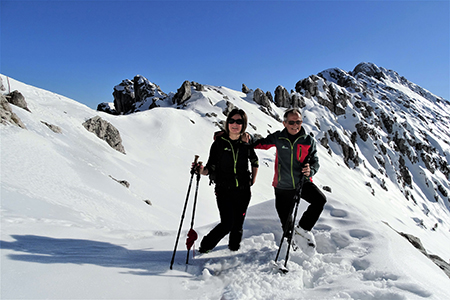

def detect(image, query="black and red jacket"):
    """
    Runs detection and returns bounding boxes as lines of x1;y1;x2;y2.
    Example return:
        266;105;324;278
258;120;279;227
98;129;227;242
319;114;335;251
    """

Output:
253;127;319;190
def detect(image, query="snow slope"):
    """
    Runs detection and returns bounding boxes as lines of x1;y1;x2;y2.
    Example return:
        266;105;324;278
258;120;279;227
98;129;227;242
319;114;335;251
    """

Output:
1;74;449;299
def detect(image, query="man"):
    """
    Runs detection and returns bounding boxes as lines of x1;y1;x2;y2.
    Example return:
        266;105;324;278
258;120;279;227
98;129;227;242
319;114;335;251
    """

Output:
253;108;326;252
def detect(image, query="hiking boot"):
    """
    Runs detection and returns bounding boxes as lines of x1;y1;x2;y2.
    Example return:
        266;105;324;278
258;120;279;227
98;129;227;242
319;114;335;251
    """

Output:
228;244;240;252
198;246;211;254
293;226;316;256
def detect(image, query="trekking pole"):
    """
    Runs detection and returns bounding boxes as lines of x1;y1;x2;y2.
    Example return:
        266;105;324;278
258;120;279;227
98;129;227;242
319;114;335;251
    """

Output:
274;157;310;267
283;176;305;269
274;194;298;262
170;155;199;270
186;162;202;265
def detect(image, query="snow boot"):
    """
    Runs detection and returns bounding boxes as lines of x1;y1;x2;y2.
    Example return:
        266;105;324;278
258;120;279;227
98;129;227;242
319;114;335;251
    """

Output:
293;226;316;256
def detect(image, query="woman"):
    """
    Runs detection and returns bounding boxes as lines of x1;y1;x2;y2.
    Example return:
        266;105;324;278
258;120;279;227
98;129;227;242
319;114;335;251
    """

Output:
196;109;259;252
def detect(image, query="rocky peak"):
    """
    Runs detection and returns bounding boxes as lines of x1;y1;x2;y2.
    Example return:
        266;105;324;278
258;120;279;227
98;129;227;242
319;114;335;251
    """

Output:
351;62;387;80
102;75;167;115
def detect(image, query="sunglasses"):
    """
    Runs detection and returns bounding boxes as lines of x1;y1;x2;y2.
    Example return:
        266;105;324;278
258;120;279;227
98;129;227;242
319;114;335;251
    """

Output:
229;119;244;125
287;120;302;125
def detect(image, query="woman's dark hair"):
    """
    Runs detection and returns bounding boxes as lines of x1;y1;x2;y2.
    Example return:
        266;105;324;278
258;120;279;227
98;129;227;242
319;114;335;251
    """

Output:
225;108;248;135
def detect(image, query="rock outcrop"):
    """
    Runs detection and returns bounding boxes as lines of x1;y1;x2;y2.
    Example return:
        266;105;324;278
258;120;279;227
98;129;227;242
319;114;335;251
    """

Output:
1;94;26;128
106;75;167;115
173;81;192;105
253;88;271;108
41;121;62;133
82;116;126;154
274;85;290;107
5;90;30;112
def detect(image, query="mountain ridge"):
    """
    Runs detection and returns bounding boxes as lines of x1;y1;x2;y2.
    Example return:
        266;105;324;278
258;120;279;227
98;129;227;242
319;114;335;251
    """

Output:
1;66;450;298
97;62;450;207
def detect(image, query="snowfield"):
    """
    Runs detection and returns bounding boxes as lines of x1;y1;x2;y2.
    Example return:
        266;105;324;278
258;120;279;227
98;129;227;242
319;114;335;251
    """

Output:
1;74;449;299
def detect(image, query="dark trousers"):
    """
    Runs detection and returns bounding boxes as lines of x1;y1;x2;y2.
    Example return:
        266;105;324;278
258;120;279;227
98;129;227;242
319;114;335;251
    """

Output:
275;181;326;233
200;186;251;251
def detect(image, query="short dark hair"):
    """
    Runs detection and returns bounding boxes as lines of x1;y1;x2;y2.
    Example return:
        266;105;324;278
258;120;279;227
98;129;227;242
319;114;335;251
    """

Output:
225;108;248;135
283;108;302;122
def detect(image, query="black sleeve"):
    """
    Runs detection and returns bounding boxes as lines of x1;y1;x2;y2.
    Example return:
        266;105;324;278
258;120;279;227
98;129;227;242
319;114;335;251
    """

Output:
205;140;219;174
248;146;259;168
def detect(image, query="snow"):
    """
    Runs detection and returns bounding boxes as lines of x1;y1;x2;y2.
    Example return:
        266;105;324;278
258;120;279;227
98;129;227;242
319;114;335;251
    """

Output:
1;74;449;299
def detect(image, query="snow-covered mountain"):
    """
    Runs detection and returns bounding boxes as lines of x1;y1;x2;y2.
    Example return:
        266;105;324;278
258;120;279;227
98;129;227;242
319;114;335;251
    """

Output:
1;62;449;299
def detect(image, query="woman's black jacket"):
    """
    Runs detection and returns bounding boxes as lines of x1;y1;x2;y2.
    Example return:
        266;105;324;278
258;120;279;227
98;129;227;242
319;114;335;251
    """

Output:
205;135;259;188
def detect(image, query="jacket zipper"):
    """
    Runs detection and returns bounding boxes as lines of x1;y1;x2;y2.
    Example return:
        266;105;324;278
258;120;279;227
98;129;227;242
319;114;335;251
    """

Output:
223;137;240;187
280;136;305;189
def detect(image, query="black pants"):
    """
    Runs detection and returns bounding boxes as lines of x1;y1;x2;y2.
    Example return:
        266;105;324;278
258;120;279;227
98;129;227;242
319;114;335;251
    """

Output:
275;181;326;233
200;185;251;251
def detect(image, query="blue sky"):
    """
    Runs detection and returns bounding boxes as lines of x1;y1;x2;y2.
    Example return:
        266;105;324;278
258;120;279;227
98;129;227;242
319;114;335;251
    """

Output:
2;0;449;109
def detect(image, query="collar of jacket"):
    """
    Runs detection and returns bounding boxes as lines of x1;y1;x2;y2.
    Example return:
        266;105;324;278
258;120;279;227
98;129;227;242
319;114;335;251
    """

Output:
221;134;243;143
280;127;307;138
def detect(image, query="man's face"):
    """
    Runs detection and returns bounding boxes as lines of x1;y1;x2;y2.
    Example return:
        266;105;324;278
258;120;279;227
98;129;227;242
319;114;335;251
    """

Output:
283;112;302;135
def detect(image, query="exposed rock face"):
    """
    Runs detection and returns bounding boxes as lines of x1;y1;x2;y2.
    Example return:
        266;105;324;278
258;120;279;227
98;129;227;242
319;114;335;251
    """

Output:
134;76;156;103
396;230;450;279
274;85;290;107
295;75;347;115
253;88;282;121
97;102;118;115
191;81;204;92
266;91;273;102
253;88;271;108
173;81;192;105
242;84;250;94
112;79;135;114
290;92;306;108
313;62;449;203
41;121;62;133
327;129;360;167
82;116;126;154
352;62;386;81
109;75;167;115
223;101;236;116
5;90;30;112
0;95;26;128
0;77;6;91
109;175;130;188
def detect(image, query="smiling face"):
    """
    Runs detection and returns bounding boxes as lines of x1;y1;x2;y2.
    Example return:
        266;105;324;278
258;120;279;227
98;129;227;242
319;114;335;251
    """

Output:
283;111;303;135
228;115;244;135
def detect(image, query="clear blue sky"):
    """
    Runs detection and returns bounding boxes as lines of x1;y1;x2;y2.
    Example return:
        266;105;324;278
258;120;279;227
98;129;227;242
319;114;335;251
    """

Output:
2;0;449;109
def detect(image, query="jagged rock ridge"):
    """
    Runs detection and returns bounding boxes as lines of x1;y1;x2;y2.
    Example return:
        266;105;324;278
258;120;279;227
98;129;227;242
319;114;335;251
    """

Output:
98;62;449;209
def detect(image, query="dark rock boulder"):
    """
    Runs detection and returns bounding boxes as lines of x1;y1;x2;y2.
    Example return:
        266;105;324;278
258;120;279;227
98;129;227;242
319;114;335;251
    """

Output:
253;88;271;108
191;81;204;92
0;95;26;128
97;102;118;115
111;75;167;114
113;79;135;114
173;81;192;105
274;85;290;108
82;116;126;154
242;84;250;94
290;92;306;109
5;90;30;112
